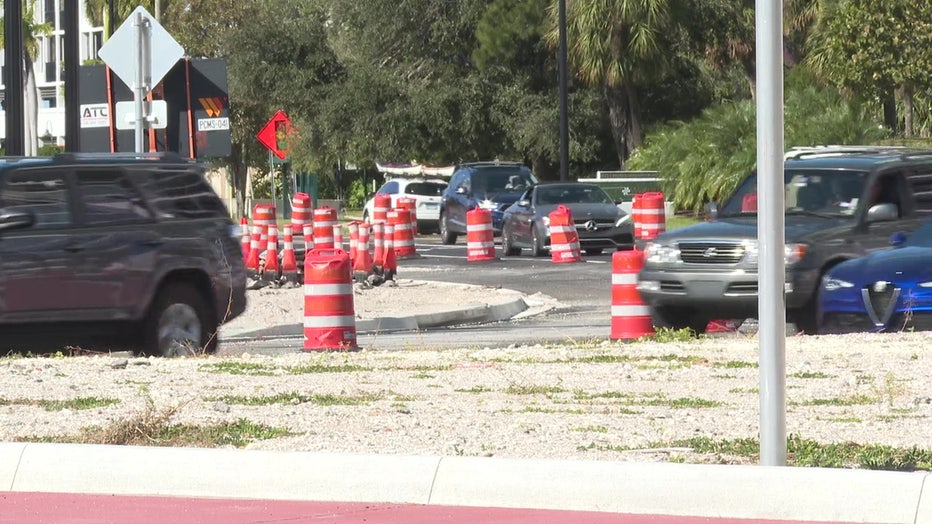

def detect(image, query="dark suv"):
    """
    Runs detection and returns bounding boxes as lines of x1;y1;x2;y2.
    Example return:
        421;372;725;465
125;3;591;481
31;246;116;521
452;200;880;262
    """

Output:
0;153;246;356
439;161;538;244
636;146;932;334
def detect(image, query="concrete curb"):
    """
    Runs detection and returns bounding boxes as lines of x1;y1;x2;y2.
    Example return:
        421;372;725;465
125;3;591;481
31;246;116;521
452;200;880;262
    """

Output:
226;296;529;339
2;442;930;522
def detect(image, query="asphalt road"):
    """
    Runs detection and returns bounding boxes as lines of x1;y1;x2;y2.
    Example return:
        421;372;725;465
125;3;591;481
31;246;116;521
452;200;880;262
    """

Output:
221;236;618;354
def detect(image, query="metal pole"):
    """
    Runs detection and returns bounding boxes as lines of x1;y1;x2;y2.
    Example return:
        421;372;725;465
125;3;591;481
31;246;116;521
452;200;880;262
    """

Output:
4;0;25;155
64;0;81;152
755;0;787;466
133;11;150;153
557;0;569;181
269;151;276;215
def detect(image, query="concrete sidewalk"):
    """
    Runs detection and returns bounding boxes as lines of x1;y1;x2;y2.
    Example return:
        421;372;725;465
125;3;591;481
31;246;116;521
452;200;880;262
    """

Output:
2;442;930;523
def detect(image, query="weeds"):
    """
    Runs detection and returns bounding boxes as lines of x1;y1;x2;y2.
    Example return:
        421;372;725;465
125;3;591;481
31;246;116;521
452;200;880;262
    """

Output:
0;396;120;411
209;392;379;406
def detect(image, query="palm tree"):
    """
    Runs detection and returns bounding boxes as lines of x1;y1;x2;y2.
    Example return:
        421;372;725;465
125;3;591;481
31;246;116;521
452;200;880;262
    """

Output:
84;0;157;38
548;0;675;169
0;2;53;155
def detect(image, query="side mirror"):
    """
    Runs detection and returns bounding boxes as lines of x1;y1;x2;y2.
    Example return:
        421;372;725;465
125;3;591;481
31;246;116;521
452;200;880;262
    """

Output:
517;199;530;208
455;186;467;195
0;211;36;232
866;203;898;223
704;201;719;221
890;231;908;246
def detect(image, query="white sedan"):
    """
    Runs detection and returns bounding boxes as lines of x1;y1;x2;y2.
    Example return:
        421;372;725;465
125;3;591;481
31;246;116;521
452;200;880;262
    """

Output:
363;177;448;233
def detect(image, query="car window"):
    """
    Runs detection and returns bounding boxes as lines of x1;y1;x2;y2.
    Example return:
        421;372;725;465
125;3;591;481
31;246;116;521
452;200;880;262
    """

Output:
907;169;932;215
0;170;72;229
473;169;537;194
139;169;229;219
378;181;400;194
721;169;868;217
76;169;153;225
404;182;445;196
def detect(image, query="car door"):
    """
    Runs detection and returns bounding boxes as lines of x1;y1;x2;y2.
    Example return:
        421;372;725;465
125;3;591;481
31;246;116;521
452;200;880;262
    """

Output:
69;168;159;319
443;172;472;232
0;167;81;322
854;171;922;254
510;187;536;244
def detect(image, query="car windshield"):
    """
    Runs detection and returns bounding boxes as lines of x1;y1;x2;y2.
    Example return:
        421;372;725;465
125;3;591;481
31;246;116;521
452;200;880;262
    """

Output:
473;169;538;194
720;169;868;218
535;185;613;206
404;182;446;196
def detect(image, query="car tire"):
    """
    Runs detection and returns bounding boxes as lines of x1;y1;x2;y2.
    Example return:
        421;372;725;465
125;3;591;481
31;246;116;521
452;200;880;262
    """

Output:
439;211;457;245
650;305;708;335
142;283;217;357
584;248;603;256
502;225;521;256
531;224;546;257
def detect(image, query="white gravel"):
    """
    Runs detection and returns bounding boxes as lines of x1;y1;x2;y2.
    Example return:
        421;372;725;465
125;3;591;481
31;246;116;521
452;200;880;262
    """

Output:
2;309;931;465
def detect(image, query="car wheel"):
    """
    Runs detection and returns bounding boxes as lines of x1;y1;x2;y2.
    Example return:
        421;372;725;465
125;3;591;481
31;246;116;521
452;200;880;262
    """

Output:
502;224;521;256
650;305;708;335
531;224;546;257
439;211;457;245
584;248;603;256
142;283;217;357
788;296;820;335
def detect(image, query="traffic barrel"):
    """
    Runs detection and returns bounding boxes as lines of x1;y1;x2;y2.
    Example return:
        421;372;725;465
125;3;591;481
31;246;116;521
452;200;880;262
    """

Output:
549;205;582;264
333;224;344;250
353;222;372;283
253;203;276;238
303;223;315;251
397;196;417;236
610;250;655;340
313;207;337;250
263;223;280;282
239;217;250;259
291;192;312;231
373;193;391;224
382;222;397;282
389;208;417;259
371;222;385;275
639;191;666;241
631;193;643;242
281;224;299;283
741;193;758;213
466;208;496;262
348;221;359;266
245;224;262;278
303;248;358;351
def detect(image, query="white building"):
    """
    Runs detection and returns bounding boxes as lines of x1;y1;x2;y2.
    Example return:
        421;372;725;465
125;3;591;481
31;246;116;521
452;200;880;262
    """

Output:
0;0;104;148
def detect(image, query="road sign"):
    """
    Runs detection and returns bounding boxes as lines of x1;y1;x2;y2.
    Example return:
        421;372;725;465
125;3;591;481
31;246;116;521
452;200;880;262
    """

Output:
79;103;110;128
97;6;184;94
115;100;168;130
257;110;292;160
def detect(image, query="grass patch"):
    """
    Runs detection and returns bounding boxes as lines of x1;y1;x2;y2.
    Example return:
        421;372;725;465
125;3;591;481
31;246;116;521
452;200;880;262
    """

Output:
285;364;372;374
789;371;835;379
0;396;120;411
643;327;702;342
729;387;758;394
411;372;435;379
209;392;379;406
199;362;276;376
515;406;586;415
793;395;877;407
572;425;609;433
718;360;758;369
819;416;863;423
454;385;493;393
649;397;724;409
504;385;565;395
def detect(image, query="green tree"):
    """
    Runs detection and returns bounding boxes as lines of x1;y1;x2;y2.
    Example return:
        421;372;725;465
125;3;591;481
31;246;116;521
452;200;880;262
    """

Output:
84;0;157;38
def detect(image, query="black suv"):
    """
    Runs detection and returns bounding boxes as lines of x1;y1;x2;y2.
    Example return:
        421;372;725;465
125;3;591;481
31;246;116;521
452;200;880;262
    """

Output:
636;146;932;334
439;161;538;244
0;153;246;356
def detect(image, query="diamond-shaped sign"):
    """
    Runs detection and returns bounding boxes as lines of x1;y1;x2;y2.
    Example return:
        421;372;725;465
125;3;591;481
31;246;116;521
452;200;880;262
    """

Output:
257;111;292;160
98;6;184;93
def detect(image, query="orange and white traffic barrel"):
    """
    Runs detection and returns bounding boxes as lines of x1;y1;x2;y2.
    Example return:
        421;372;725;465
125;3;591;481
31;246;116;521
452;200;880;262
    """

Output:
281;224;298;283
240;217;250;259
373;193;391;224
631;194;643;242
253;203;276;237
549;205;582;263
610;250;655;340
397;196;417;236
333;224;344;249
741;193;758;213
303;248;358;351
291;192;312;231
382;222;397;281
389;208;417;259
466;208;496;262
371;222;384;275
263;223;280;282
639;191;666;241
313;207;337;250
245;223;262;278
353;222;372;282
347;221;359;265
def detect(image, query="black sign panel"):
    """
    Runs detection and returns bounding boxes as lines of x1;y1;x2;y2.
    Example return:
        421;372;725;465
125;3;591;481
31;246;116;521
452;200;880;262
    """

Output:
78;59;231;159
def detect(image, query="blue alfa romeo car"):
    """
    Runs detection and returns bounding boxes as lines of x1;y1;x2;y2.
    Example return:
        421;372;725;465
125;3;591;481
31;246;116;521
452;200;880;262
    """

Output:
819;220;932;333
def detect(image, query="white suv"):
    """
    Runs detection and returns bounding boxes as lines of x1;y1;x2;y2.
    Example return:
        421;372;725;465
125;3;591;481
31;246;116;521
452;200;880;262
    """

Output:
363;177;448;233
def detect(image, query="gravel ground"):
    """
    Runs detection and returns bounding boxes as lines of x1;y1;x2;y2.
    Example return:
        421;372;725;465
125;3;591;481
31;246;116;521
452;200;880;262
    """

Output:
2;314;931;465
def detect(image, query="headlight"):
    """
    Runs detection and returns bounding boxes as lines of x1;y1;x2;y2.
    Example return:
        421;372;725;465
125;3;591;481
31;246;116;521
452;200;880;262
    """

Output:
477;199;498;211
822;275;855;292
919;281;932;288
644;242;681;264
614;214;631;227
742;240;808;265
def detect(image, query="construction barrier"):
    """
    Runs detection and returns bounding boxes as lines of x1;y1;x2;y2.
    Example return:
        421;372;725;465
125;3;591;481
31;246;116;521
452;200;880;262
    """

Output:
741;193;758;213
281;224;299;283
389;208;417;259
313;207;337;250
347;221;359;266
371;222;385;274
466;208;496;262
263;224;280;282
610;250;655;340
549;205;582;263
291;192;312;230
631;193;643;241
245;224;262;277
353;222;372;283
638;191;666;241
239;217;250;259
303;248;358;351
382;222;397;281
397;196;417;236
373;193;391;224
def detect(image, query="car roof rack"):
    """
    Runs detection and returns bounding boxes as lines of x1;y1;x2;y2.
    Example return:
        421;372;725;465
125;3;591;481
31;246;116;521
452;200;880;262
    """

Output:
783;145;910;160
459;160;526;168
53;151;192;163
